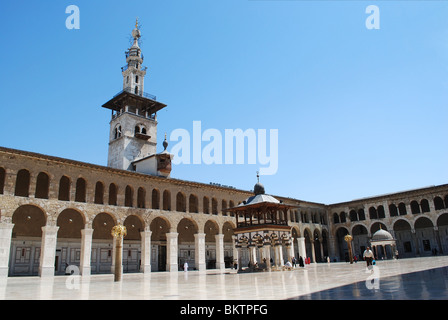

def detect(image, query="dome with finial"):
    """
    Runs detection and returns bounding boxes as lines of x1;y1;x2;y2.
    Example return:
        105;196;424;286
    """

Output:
371;227;394;241
253;171;265;195
253;182;265;195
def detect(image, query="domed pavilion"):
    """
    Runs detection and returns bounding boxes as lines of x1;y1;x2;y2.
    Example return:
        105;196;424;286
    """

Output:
370;227;397;260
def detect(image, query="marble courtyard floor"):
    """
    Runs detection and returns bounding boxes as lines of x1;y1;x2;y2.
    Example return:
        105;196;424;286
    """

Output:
1;256;448;300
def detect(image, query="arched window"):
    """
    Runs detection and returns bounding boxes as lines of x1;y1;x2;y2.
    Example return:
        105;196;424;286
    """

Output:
125;185;133;207
15;169;30;197
58;176;70;201
389;204;398;217
398;202;407;215
137;187;146;208
333;213;340;224
358;208;366;220
0;167;5;194
377;205;385;219
163;190;171;211
114;125;122;140
35;172;49;199
420;199;430;213
189;194;198;213
176;192;186;212
369;207;377;219
75;178;86;202
152;189;160;209
203;196;210;214
434;197;445;210
212;198;218;215
340;211;347;223
221;200;227;215
410;201;420;214
109;183;118;206
349;210;358;221
94;181;104;204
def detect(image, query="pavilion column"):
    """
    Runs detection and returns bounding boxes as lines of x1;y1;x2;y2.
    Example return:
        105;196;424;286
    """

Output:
39;225;59;277
140;229;152;273
297;237;307;261
195;233;206;271
237;247;243;271
264;244;271;269
80;228;93;276
275;243;284;266
0;223;14;278
166;232;179;272
249;245;257;265
215;233;225;270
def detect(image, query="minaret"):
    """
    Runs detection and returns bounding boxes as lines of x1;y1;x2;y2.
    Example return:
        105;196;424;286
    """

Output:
102;21;168;172
122;19;147;95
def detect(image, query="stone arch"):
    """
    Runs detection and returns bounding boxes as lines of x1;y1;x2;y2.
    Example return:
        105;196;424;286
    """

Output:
92;212;117;240
334;226;350;261
414;216;436;255
12;205;46;238
123;214;144;241
150;216;171;242
56;208;85;239
177;217;198;243
370;222;387;234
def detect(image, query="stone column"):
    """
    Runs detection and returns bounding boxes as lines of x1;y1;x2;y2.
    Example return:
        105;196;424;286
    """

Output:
166;232;179;272
140;229;152;273
215;233;225;270
297;237;307;261
310;240;316;263
80;228;93;276
0;223;14;278
194;233;206;271
39;225;59;277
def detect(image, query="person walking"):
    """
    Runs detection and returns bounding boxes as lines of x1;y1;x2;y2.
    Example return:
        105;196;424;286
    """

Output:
363;247;374;267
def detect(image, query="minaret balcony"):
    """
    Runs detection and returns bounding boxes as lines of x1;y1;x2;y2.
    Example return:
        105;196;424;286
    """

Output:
121;65;148;72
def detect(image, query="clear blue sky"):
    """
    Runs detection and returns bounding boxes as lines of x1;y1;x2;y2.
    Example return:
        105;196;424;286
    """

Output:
1;0;447;204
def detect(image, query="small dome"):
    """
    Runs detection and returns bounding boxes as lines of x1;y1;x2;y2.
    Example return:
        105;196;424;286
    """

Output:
372;228;393;241
254;182;265;195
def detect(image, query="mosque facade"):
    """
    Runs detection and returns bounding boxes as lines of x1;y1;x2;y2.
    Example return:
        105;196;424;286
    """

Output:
0;23;447;278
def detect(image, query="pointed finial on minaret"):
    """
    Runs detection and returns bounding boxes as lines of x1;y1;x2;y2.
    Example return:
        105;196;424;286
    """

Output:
135;17;139;29
256;170;260;183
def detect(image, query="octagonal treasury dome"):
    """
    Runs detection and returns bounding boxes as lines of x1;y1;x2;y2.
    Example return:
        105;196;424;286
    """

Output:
371;228;394;241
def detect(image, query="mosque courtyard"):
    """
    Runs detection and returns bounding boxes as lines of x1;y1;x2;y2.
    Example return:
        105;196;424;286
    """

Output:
1;256;447;300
